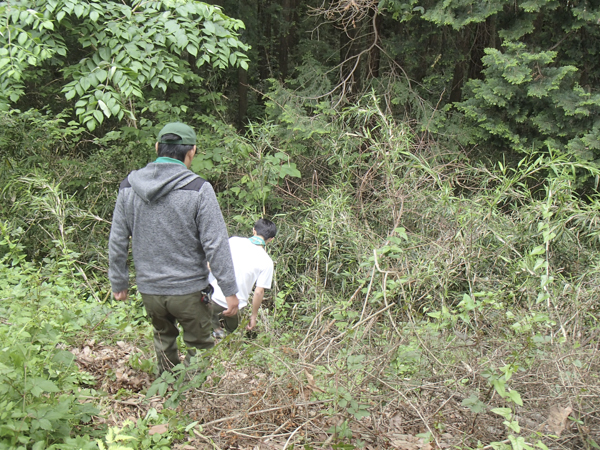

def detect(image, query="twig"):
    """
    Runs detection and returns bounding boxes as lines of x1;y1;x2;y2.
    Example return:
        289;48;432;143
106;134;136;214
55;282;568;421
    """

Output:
90;310;113;332
357;267;376;324
430;393;455;418
282;417;317;450
375;376;442;449
194;389;253;397
382;271;403;339
75;263;101;302
313;299;398;363
481;439;510;449
193;428;223;450
196;400;331;428
299;305;335;349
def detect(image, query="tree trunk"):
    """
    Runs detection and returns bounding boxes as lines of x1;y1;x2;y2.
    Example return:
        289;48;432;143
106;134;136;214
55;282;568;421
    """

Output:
278;0;299;81
238;67;248;128
449;60;466;104
367;11;382;79
340;24;361;99
468;23;487;81
258;0;272;81
449;27;472;104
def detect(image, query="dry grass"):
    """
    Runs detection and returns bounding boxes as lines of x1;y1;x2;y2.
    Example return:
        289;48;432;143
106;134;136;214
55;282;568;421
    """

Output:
149;307;600;449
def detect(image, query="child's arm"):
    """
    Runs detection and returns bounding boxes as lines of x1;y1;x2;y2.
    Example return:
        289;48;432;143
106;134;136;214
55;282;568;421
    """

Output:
247;286;265;330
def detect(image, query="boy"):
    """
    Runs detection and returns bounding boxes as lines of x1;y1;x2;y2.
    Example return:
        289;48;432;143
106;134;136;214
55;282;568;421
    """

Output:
208;218;277;336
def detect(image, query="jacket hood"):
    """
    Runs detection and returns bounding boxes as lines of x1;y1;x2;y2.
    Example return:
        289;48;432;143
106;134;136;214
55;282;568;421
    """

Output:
128;162;199;202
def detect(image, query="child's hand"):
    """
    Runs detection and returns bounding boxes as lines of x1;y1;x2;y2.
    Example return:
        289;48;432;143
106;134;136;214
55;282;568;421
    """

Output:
246;316;257;330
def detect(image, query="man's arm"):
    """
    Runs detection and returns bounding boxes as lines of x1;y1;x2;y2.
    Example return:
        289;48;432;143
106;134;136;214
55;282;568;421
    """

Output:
196;183;239;314
108;191;131;300
224;295;240;317
247;286;265;330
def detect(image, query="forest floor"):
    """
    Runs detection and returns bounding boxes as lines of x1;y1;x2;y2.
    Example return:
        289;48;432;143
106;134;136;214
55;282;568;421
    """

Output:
68;318;600;450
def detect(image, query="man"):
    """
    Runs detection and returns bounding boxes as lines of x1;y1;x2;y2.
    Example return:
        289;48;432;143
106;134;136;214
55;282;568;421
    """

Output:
209;218;277;336
108;122;239;374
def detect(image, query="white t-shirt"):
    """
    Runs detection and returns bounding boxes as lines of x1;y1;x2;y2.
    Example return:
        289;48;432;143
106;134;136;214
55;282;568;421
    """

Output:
209;236;274;309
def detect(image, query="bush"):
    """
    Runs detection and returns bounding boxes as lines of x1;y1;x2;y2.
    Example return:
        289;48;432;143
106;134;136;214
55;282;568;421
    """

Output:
0;223;100;449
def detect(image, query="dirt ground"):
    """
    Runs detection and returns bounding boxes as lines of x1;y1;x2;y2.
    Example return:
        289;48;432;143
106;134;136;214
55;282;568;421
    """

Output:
70;332;599;450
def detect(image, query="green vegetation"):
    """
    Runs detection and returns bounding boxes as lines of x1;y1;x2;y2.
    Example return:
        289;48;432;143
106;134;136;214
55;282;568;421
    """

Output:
1;0;599;448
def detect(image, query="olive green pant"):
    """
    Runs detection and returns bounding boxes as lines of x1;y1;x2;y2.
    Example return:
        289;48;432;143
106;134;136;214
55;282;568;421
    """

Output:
209;300;239;333
141;291;213;373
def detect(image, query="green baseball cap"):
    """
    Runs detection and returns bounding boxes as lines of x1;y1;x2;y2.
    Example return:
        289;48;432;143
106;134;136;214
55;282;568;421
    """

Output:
157;122;196;145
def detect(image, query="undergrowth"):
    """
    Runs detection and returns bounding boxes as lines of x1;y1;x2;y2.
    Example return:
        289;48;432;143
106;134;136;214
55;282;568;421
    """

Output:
0;97;598;449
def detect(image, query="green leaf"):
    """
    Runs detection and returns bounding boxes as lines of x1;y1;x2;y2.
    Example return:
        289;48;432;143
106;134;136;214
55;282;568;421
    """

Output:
491;407;512;420
186;44;198;57
586;438;600;450
80;76;91;91
74;4;84;17
507;390;523;406
112;70;123;84
93;109;104;123
492;379;507;398
280;163;301;178
530;245;545;256
147;383;159;397
32;440;47;450
353;409;370;419
95;69;108;83
393;227;408;241
18;32;28;46
462;394;487;414
37;418;53;430
176;30;189;48
97;99;111;117
107;99;120;116
99;47;111;61
506;419;521;434
507;434;528;450
204;21;216;34
35;378;59;393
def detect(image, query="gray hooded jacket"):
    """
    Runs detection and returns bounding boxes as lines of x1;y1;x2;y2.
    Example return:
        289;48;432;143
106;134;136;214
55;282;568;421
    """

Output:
108;161;238;297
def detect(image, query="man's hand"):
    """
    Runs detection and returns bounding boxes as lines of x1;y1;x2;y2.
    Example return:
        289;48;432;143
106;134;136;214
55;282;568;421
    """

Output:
223;295;239;317
246;316;257;331
113;290;128;301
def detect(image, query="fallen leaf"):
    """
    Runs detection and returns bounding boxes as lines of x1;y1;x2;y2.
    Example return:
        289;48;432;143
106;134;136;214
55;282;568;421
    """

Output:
389;413;403;432
149;424;169;435
304;369;324;392
389;434;420;449
547;405;572;436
